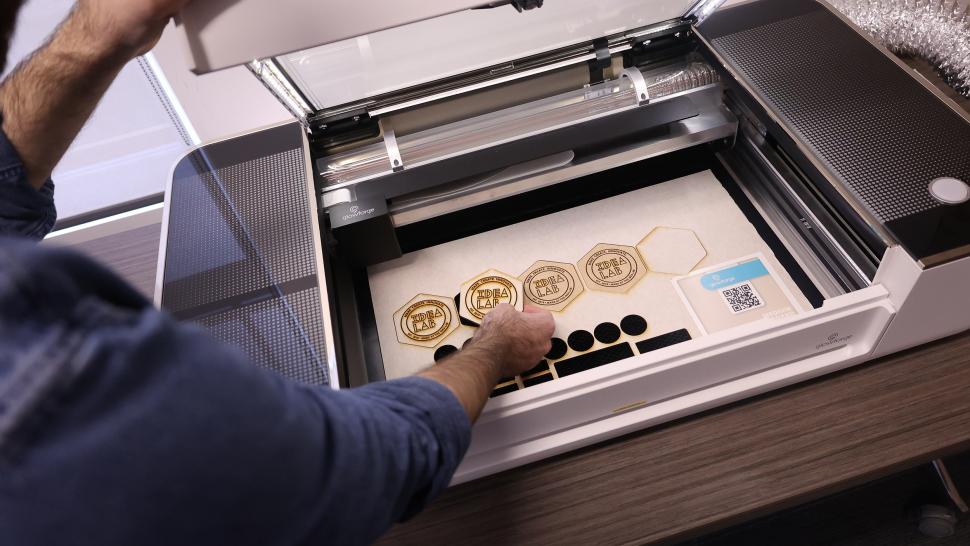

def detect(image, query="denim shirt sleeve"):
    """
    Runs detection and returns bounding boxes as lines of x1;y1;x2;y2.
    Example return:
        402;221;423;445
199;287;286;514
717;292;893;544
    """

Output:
0;121;57;240
0;239;471;546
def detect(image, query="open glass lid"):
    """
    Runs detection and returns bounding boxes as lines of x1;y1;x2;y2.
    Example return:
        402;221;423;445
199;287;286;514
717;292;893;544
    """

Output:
177;0;719;126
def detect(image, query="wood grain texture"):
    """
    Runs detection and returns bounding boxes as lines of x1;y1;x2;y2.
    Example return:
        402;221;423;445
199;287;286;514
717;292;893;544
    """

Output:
381;332;970;546
66;223;162;298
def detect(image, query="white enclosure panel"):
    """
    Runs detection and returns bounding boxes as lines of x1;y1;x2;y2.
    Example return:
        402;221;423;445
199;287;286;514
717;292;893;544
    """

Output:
150;25;291;144
275;0;697;110
872;249;970;358
179;0;503;73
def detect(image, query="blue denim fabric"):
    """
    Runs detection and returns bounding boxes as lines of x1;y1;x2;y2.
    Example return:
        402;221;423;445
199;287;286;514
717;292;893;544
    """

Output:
0;119;55;240
0;129;470;545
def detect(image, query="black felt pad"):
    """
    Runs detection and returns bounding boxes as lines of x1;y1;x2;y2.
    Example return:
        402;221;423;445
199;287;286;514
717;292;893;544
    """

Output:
594;322;621;344
567;330;595;352
555;343;635;378
546;338;568;360
620;315;648;336
433;345;458;362
524;360;550;376
491;383;519;397
635;329;692;354
523;373;554;387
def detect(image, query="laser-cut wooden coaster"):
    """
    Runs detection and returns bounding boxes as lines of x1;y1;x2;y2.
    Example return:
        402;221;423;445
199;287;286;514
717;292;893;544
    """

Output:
637;226;708;275
459;269;523;324
578;243;647;293
393;294;460;348
518;260;584;312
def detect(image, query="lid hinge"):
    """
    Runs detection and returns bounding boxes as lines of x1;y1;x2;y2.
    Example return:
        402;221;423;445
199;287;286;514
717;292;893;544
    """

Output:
308;112;381;150
511;0;544;11
475;0;544;11
588;38;612;85
247;59;314;129
685;0;728;25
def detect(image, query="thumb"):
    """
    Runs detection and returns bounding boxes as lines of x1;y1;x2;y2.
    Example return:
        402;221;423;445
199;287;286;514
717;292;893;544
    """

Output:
523;308;555;333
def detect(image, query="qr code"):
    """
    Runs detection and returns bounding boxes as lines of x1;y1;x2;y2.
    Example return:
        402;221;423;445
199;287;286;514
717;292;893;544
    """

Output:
720;282;765;314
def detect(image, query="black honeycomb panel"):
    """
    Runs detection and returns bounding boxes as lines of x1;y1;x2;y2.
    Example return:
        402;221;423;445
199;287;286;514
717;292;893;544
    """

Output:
198;288;327;385
704;0;970;261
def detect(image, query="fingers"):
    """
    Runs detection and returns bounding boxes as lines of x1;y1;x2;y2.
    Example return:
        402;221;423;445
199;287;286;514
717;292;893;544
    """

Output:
473;303;556;377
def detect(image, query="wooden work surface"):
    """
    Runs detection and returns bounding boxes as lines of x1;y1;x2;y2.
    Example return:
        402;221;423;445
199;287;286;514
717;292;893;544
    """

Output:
70;226;970;545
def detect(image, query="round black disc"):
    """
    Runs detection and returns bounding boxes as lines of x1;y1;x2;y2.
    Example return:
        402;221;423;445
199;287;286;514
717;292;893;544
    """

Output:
594;322;622;344
433;345;459;362
620;315;648;337
545;337;568;360
567;330;595;352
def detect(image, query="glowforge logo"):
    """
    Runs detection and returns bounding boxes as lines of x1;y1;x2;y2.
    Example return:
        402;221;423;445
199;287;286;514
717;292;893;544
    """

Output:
341;205;376;222
816;332;853;350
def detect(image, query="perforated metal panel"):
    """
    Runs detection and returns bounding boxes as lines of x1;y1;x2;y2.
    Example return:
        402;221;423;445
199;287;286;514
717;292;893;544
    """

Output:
701;0;970;262
712;8;970;222
197;287;328;385
161;123;331;385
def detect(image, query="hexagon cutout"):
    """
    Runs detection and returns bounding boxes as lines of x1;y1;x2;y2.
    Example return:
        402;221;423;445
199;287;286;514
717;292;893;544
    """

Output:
578;243;647;293
637;227;707;275
460;269;523;323
519;260;585;312
393;294;459;348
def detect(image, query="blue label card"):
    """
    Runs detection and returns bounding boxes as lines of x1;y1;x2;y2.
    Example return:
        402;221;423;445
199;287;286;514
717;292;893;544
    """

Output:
700;259;770;291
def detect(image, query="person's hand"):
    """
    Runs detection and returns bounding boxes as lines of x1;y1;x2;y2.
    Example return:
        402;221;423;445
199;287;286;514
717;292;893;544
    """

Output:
472;304;555;378
75;0;192;58
419;304;554;422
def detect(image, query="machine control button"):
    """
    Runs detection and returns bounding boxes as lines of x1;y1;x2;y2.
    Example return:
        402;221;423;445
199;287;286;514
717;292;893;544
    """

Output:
929;177;970;205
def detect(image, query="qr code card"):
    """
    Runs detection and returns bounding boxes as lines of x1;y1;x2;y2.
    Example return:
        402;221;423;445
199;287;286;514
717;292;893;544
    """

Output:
673;254;803;335
719;281;765;314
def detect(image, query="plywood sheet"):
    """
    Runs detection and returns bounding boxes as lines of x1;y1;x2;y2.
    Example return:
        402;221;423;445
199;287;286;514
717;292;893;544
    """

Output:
368;170;812;380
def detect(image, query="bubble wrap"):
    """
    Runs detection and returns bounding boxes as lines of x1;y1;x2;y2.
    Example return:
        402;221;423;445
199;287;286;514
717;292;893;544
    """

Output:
830;0;970;97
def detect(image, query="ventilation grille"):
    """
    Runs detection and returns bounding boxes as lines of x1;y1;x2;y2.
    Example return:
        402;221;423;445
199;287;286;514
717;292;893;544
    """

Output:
161;125;330;386
713;9;970;223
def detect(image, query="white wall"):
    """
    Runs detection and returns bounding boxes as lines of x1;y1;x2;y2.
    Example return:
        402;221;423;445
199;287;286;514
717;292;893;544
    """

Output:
5;1;187;222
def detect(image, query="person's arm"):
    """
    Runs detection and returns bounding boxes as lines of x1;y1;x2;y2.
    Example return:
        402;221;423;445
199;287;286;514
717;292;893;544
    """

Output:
0;239;554;546
419;304;554;422
0;0;189;189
